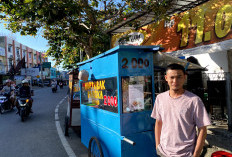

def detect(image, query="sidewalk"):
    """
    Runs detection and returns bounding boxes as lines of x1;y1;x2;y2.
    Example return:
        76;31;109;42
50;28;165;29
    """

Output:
58;92;88;157
57;92;232;157
204;120;232;157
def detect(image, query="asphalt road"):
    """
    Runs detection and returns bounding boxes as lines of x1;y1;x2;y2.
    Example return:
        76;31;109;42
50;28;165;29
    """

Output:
0;85;85;157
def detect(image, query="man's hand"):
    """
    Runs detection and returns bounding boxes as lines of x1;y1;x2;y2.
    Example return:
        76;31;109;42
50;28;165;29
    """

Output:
155;119;162;149
193;126;207;157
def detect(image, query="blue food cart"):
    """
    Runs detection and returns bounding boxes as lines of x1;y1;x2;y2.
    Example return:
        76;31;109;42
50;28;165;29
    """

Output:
77;45;162;157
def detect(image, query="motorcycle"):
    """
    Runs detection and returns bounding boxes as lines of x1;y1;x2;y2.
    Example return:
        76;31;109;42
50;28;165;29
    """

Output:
18;97;31;122
0;92;14;114
51;84;57;93
59;82;63;89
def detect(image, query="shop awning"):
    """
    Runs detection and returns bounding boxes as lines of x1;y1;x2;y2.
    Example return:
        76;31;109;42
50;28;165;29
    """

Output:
153;51;207;71
106;0;209;34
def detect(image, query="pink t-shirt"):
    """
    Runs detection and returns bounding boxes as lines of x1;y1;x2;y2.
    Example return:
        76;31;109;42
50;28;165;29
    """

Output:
151;90;211;157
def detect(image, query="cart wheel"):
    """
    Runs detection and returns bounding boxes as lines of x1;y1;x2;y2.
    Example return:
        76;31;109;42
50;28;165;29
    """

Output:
64;116;69;136
88;137;103;157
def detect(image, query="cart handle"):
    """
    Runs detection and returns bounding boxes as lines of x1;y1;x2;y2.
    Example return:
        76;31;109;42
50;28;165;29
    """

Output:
121;136;136;146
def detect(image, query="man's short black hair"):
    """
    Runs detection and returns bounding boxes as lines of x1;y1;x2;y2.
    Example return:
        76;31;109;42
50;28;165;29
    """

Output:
166;63;186;74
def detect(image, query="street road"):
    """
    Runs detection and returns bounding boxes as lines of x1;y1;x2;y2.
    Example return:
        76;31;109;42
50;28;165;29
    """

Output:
0;86;69;157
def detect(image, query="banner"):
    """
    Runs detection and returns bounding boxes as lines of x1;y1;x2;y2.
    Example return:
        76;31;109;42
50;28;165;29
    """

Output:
21;68;40;77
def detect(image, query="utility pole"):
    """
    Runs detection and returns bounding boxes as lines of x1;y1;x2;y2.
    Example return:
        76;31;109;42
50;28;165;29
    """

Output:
39;53;44;87
226;72;232;132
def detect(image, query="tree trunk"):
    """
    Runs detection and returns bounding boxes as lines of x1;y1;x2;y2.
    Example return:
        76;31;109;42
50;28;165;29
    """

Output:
85;36;93;59
85;47;93;59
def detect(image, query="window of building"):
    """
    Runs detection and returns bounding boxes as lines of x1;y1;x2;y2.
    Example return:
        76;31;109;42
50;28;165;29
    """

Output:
0;37;5;48
16;47;20;58
8;45;12;52
23;50;26;58
29;52;32;58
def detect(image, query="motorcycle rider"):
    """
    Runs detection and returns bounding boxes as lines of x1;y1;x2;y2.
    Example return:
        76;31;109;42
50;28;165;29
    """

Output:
0;79;15;107
59;80;63;89
16;79;33;114
51;79;57;90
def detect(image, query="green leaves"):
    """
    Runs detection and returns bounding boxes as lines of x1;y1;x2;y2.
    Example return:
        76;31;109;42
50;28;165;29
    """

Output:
0;0;172;69
24;0;33;4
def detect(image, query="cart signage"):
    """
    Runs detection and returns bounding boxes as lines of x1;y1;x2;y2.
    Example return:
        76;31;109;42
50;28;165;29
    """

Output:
81;77;118;113
120;52;152;75
122;57;149;69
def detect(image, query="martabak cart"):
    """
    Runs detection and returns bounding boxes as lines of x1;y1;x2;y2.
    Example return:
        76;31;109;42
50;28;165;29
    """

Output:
65;69;81;136
77;45;162;157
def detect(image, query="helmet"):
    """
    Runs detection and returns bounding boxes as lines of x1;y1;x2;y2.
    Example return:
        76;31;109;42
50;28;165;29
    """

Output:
5;79;11;83
22;79;29;84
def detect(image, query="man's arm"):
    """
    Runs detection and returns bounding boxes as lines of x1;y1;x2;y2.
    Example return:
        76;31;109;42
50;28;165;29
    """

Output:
193;126;207;157
155;119;162;149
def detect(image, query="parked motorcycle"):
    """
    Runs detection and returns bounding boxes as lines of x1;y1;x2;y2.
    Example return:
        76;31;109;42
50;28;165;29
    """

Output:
0;92;14;114
18;97;30;122
51;84;57;93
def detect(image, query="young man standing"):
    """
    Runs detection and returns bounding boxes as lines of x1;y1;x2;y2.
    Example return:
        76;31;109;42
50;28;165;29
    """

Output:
151;63;211;157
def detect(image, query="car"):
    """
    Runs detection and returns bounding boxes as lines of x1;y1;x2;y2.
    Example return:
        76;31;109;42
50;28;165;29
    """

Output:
44;81;50;86
38;81;50;87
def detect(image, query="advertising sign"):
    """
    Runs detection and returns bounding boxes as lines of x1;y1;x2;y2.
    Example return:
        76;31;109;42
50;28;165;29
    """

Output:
21;68;40;77
14;75;25;81
81;77;118;113
42;62;51;68
129;84;144;111
111;0;232;53
115;32;145;47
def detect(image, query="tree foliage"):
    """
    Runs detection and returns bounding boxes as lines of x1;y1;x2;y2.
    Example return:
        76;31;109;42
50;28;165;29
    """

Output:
0;0;174;69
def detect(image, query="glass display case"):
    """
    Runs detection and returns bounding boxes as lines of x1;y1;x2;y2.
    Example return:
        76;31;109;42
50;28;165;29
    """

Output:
81;77;118;113
122;76;153;113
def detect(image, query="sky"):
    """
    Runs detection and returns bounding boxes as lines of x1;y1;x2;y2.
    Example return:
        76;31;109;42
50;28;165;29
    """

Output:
0;23;60;69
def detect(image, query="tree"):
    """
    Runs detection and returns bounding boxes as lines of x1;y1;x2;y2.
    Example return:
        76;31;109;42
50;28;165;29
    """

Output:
0;0;174;68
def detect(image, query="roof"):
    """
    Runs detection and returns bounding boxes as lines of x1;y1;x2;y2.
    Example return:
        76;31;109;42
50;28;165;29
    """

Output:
106;0;209;34
154;51;207;71
76;45;162;66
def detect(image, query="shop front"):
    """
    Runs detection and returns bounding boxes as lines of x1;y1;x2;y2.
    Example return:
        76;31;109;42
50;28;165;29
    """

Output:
110;0;232;73
108;0;232;124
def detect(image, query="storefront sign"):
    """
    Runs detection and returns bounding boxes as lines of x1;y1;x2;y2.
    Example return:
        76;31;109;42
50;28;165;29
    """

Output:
115;32;145;47
42;62;51;68
111;0;232;53
81;77;118;113
21;68;39;77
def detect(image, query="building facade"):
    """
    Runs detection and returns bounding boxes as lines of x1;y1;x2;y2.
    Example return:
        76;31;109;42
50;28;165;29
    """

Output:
0;36;49;83
111;0;232;75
